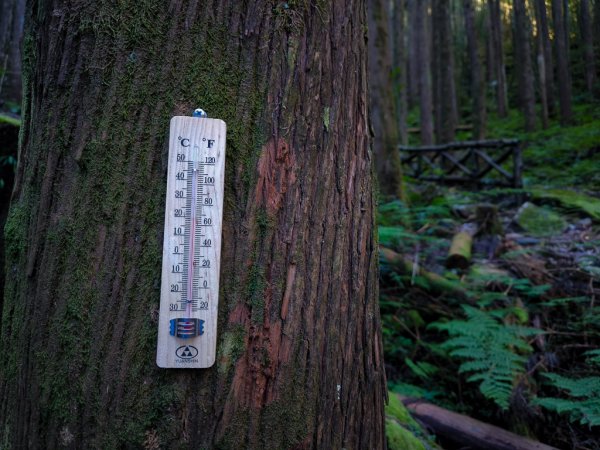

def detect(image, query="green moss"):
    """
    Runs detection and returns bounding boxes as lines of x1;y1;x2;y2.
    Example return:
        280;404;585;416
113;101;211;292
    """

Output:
385;393;439;450
255;208;271;239
531;188;600;221
258;397;310;450
322;107;330;132
3;199;29;261
218;326;246;374
246;263;266;323
214;408;250;450
385;419;426;450
514;202;567;237
385;393;419;428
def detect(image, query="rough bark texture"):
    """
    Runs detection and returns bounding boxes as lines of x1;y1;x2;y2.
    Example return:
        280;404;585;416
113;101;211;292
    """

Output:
463;0;486;140
0;0;25;107
0;1;387;449
595;0;600;73
551;0;573;124
392;0;408;146
533;0;555;117
406;0;419;109
368;0;403;198
579;0;596;94
415;0;434;145
513;0;536;131
488;0;508;117
432;0;457;144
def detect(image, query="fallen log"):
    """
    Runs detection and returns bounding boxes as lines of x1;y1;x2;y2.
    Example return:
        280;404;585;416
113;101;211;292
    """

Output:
380;247;468;299
399;395;558;450
447;223;477;269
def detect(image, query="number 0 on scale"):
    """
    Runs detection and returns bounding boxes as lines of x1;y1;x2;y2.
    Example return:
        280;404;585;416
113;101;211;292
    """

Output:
157;116;226;368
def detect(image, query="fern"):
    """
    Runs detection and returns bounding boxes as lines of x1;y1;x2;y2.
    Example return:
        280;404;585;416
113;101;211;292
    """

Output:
534;351;600;427
430;305;541;410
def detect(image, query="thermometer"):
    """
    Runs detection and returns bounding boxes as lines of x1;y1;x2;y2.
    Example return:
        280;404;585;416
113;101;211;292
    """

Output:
156;113;226;368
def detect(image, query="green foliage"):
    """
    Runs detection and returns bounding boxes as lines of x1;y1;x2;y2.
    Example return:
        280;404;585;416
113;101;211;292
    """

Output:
531;189;600;221
430;306;542;410
0;114;21;127
535;372;600;427
486;104;600;189
533;350;600;427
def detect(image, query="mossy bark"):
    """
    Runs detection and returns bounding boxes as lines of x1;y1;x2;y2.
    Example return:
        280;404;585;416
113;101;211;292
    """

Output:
0;1;386;448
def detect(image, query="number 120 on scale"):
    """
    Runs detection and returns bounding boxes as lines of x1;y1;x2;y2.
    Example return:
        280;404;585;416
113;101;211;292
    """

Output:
156;116;226;368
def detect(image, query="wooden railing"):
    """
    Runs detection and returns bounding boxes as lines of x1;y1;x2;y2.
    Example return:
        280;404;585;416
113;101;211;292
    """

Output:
399;139;522;188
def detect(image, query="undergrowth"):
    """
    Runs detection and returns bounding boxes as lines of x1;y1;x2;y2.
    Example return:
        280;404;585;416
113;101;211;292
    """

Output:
379;178;600;448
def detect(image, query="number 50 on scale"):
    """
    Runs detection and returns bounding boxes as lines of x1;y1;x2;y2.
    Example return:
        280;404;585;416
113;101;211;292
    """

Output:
156;116;226;368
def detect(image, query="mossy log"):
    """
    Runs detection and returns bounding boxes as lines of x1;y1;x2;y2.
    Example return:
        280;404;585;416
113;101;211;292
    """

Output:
446;223;477;270
380;247;468;298
400;396;558;450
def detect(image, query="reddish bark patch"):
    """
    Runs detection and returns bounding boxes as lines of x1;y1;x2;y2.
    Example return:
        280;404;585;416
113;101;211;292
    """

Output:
281;263;296;320
254;137;296;215
227;315;292;411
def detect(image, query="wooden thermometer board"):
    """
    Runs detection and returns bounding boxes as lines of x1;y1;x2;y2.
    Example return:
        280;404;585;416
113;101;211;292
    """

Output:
157;116;226;368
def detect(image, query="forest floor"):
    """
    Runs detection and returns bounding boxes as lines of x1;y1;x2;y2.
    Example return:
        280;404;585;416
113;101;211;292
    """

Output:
382;105;600;449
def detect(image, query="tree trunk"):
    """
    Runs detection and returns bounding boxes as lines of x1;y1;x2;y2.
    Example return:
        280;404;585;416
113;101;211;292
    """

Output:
407;0;419;109
463;0;486;140
0;0;24;108
431;0;442;143
488;0;508;117
579;0;596;94
595;0;600;75
552;0;573;124
537;49;550;129
393;0;409;146
431;0;458;143
415;0;434;145
0;1;387;449
533;0;556;117
368;0;404;198
513;0;536;131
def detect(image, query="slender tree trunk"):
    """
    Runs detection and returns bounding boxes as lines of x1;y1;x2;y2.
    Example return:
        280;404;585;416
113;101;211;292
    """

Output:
533;0;556;117
537;49;550;129
485;5;496;93
415;0;434;145
431;0;442;143
488;0;508;117
407;0;419;109
552;0;573;124
0;0;24;107
579;0;596;94
432;0;457;143
463;0;486;139
594;0;600;71
393;0;409;146
368;0;404;198
513;0;536;131
0;1;386;448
